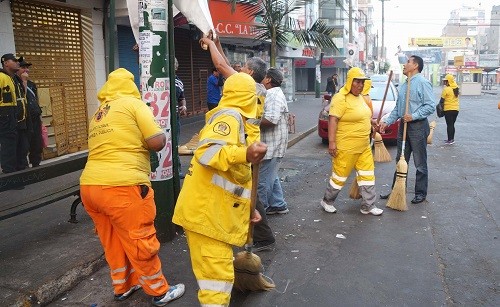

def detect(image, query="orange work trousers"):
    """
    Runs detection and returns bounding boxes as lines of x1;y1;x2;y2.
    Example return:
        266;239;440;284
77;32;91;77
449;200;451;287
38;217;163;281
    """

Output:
81;185;169;296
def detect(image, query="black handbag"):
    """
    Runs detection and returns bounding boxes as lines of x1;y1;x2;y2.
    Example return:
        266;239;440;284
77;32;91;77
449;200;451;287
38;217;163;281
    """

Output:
436;101;444;118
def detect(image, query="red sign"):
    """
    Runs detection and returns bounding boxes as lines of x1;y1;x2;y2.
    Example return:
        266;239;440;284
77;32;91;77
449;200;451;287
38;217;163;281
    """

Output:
322;57;336;67
302;48;315;57
295;59;307;67
209;0;258;38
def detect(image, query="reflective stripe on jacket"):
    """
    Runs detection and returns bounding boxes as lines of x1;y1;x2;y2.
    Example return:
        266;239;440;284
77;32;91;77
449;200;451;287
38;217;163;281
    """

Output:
173;108;252;246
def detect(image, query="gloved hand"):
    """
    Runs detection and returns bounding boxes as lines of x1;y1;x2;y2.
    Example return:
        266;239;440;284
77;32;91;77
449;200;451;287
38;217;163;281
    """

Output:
149;150;159;171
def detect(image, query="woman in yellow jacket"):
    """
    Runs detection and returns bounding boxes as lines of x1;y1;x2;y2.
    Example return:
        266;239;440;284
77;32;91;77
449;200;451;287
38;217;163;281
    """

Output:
173;72;267;307
441;74;460;145
80;68;185;306
320;67;383;216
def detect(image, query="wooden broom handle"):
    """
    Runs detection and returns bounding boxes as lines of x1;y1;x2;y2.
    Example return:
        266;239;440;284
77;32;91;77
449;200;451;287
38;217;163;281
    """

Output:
376;70;394;124
246;163;260;245
402;77;411;143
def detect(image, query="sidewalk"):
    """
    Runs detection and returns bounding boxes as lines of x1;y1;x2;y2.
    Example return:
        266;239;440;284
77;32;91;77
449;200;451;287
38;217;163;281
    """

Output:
0;94;324;307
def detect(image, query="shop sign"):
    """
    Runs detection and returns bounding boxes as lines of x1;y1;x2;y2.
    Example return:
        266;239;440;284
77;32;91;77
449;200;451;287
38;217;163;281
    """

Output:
210;0;258;38
215;23;256;37
454;56;464;67
322;57;336;67
294;58;315;68
479;54;499;68
407;37;476;48
464;55;478;67
302;48;315;57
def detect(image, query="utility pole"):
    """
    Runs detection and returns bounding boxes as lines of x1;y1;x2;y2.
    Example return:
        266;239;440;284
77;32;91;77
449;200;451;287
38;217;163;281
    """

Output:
358;9;369;67
348;0;353;43
138;0;178;242
380;0;389;61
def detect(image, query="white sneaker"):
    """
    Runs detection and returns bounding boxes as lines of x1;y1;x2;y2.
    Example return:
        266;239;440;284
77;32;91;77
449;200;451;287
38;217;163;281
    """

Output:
320;200;337;213
152;283;185;306
360;207;383;216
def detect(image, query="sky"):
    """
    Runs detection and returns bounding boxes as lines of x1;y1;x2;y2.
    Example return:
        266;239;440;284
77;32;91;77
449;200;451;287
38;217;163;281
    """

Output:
372;0;498;62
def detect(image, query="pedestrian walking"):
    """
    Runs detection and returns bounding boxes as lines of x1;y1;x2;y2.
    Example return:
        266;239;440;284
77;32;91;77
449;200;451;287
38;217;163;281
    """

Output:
326;73;338;95
17;57;43;167
174;58;187;178
320;67;383;216
79;68;185;306
0;54;20;174
207;67;221;110
441;74;459;145
173;72;267;306
379;55;436;204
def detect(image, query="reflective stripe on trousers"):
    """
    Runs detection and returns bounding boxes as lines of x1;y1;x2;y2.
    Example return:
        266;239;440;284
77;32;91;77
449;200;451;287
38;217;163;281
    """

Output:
185;230;234;306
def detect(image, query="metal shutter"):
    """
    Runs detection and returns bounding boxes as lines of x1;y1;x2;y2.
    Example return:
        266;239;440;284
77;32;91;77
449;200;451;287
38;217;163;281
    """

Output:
11;0;88;155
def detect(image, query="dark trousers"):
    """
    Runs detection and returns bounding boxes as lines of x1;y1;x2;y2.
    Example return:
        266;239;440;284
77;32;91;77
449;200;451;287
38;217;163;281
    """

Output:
16;129;30;171
253;199;275;243
29;116;43;167
0;111;18;173
444;110;459;141
392;119;430;198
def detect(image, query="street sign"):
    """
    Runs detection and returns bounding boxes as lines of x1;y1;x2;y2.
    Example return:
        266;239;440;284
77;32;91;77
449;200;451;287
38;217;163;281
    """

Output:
454;56;464;67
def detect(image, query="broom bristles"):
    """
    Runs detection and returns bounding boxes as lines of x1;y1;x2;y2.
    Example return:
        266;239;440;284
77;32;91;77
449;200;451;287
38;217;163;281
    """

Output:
179;133;200;155
386;157;408;211
427;121;436;144
233;251;275;292
348;180;361;199
373;132;392;162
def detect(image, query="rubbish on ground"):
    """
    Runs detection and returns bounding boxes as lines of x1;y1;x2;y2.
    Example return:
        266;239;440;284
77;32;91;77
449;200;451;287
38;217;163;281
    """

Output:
336;234;346;239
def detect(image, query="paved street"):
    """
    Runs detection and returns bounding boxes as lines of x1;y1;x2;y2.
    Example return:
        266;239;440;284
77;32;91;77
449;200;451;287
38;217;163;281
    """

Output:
1;90;499;306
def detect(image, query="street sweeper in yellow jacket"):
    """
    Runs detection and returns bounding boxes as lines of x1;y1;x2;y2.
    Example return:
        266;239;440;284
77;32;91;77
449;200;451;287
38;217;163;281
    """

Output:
173;72;267;306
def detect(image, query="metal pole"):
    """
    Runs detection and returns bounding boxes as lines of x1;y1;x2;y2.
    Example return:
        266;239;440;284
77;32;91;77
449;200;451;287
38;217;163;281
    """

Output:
138;0;176;242
168;0;181;198
108;0;116;73
381;0;385;60
348;0;353;43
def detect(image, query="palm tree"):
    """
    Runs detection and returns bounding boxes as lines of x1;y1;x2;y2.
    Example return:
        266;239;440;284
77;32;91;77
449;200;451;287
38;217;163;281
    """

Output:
229;0;337;67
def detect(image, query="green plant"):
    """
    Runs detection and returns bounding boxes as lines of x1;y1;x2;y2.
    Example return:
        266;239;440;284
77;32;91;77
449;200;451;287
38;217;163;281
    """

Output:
229;0;337;67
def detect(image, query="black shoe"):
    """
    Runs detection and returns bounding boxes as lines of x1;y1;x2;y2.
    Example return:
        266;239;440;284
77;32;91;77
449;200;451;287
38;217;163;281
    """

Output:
379;192;391;199
252;240;276;252
179;172;185;179
411;195;426;204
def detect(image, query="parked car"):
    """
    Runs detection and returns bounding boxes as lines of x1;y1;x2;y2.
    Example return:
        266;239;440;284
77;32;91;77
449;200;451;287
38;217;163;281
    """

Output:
318;75;400;144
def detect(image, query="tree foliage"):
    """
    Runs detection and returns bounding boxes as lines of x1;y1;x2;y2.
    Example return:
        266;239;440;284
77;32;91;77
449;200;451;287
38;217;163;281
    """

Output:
227;0;337;67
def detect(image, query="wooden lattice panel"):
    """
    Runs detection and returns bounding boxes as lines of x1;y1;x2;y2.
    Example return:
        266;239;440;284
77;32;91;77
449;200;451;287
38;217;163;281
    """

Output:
49;85;68;156
11;0;88;155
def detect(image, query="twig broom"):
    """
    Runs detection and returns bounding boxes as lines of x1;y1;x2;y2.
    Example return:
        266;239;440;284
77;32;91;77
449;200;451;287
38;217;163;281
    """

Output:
427;120;436;144
373;70;393;163
386;76;410;211
348;173;361;199
234;163;275;292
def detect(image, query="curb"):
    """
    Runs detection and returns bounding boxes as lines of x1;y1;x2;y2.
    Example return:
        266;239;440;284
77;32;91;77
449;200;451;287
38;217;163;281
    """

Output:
14;255;106;307
287;126;317;148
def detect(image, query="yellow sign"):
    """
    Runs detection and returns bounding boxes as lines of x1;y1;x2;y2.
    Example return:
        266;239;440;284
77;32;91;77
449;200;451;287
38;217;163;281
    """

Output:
408;37;476;48
454;56;464;67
